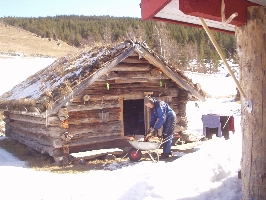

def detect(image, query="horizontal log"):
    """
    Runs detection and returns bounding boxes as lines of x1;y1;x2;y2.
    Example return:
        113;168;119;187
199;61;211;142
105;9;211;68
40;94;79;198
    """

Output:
111;63;151;71
67;103;120;112
68;135;122;149
121;56;150;63
91;80;176;89
8;121;63;137
69;121;122;136
68;99;120;111
112;71;169;80
70;132;122;142
74;92;179;104
73;93;143;101
4;110;42;117
8;113;60;126
74;86;178;102
68;108;120;125
8;131;55;155
9;129;53;147
9;127;71;148
114;78;149;83
97;72;169;82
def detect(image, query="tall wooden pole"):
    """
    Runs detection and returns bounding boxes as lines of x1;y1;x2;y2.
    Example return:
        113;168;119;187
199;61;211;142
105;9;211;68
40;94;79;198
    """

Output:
199;17;246;99
236;6;266;200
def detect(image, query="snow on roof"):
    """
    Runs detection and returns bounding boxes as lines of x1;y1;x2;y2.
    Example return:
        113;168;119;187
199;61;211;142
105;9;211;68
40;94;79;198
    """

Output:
0;42;131;101
0;40;207;113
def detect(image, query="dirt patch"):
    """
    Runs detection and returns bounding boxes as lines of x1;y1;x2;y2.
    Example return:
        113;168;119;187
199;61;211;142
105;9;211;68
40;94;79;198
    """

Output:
0;137;132;173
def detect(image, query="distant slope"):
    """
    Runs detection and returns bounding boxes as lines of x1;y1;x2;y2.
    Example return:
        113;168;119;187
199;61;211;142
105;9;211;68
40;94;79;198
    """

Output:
0;23;76;58
2;16;238;73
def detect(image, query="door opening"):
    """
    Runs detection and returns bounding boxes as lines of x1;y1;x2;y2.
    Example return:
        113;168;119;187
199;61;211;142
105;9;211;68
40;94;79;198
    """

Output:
123;99;145;136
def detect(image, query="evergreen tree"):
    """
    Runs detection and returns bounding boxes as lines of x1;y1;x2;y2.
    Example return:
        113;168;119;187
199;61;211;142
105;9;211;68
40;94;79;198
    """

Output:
1;15;237;73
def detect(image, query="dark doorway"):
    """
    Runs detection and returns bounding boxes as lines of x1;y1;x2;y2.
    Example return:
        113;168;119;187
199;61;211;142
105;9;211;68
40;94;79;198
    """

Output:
123;99;145;136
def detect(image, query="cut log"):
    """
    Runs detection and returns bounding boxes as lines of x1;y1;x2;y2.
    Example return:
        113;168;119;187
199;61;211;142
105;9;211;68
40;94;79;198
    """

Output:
70;148;123;161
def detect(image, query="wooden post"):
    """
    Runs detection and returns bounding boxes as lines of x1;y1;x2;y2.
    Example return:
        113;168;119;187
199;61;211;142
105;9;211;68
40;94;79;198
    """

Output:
118;97;124;137
236;6;266;200
199;17;246;99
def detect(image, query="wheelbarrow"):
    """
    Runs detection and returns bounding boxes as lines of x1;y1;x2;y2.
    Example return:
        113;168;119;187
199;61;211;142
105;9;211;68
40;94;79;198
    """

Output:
128;134;173;162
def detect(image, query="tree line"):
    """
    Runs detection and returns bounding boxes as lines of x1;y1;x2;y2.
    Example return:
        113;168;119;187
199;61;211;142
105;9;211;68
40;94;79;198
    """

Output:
1;15;237;72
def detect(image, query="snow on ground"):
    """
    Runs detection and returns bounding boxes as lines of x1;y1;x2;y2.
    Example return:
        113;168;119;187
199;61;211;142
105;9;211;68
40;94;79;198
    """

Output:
185;71;238;98
0;57;242;200
0;55;56;95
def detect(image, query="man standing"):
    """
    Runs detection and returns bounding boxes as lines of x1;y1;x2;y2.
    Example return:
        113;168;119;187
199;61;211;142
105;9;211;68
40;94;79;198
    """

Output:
144;96;176;159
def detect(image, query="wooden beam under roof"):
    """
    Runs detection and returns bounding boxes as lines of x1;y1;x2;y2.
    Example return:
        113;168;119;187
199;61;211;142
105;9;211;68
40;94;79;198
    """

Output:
138;46;206;101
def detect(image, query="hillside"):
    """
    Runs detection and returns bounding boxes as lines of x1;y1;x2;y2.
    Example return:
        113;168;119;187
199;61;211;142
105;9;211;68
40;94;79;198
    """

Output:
2;16;237;72
0;22;76;58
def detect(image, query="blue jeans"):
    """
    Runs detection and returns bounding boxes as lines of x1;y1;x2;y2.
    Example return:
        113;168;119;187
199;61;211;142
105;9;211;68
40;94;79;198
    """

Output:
162;114;176;154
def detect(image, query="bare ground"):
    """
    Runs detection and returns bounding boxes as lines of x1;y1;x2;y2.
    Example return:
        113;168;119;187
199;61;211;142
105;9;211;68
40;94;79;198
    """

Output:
0;22;76;58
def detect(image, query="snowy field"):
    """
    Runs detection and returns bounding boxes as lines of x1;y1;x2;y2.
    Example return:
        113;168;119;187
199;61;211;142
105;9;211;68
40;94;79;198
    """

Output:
0;56;242;200
0;55;56;95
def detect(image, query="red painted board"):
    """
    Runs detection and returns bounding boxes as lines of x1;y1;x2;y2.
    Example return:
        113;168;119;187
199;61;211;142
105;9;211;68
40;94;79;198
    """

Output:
179;0;258;26
141;0;171;20
151;16;234;34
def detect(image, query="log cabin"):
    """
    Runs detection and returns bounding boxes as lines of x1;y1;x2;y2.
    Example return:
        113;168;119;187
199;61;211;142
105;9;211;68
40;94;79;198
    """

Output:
0;40;206;164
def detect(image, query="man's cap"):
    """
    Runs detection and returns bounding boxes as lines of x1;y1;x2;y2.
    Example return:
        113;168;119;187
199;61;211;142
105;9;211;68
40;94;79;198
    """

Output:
144;96;154;104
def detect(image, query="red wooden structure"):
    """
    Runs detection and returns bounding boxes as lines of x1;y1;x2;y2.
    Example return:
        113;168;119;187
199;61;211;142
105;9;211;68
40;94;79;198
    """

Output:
141;0;266;33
